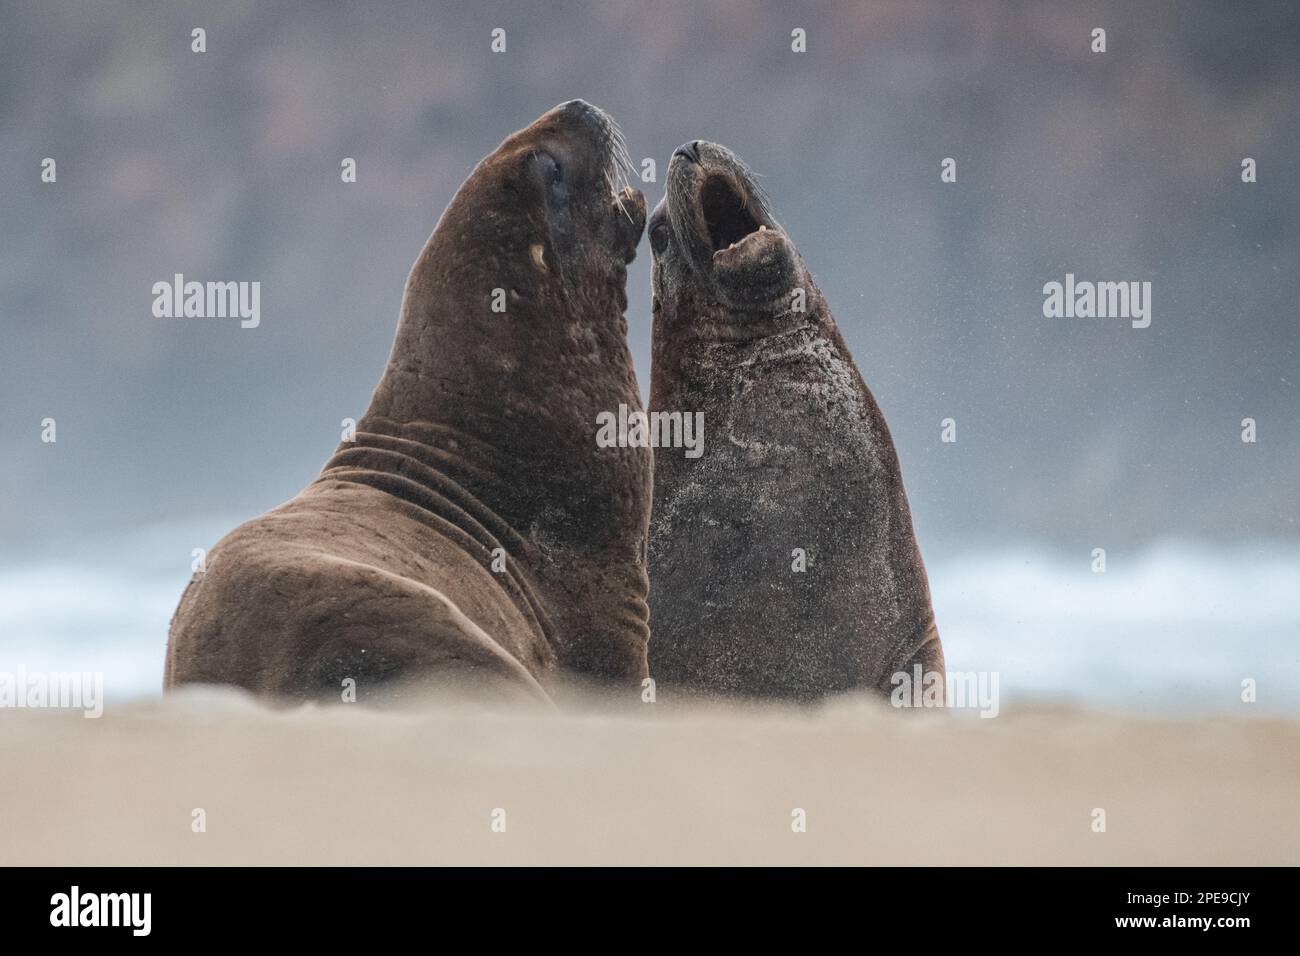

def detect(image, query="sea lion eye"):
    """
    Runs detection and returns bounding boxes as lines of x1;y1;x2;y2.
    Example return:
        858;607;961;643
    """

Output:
532;152;563;185
650;220;670;254
531;152;568;210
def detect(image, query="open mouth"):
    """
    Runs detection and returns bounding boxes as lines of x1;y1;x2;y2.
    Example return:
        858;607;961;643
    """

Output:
700;175;764;254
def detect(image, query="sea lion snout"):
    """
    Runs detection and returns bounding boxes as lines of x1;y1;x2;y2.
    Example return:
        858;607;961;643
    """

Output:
464;100;640;290
551;98;613;135
612;186;646;263
672;140;702;164
657;140;796;303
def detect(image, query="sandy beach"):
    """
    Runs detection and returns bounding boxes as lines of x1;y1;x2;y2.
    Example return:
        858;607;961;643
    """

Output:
2;690;1296;866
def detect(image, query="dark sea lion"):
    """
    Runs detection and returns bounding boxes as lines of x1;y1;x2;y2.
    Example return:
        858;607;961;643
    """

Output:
646;140;944;703
165;101;650;706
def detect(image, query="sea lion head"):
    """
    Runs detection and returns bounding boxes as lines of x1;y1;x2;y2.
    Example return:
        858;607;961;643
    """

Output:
367;98;653;563
376;98;651;461
650;140;800;318
407;99;645;323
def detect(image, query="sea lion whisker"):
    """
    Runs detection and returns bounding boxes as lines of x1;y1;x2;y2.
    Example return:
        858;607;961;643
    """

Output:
600;121;638;223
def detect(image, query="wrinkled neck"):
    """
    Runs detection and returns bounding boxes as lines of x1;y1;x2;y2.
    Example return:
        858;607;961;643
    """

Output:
318;285;653;680
340;265;650;556
650;291;821;411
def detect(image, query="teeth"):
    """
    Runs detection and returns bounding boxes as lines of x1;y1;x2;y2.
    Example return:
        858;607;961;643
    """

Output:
715;228;778;256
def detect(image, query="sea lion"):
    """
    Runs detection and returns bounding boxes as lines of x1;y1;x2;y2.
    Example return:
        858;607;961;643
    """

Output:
646;140;944;703
165;101;650;706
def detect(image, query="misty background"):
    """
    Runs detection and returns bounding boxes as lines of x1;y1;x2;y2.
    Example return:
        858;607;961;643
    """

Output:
2;0;1297;711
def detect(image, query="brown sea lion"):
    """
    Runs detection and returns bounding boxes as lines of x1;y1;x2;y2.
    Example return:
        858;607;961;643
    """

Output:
646;140;943;703
165;101;650;706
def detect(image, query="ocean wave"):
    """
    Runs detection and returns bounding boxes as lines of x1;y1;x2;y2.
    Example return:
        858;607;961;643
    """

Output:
2;527;1296;714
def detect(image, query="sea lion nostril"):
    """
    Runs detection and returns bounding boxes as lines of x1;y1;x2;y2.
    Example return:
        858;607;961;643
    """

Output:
672;141;701;164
